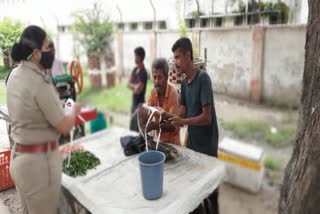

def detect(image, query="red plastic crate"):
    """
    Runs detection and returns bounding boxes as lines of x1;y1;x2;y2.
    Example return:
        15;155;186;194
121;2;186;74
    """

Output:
75;108;98;125
0;150;14;191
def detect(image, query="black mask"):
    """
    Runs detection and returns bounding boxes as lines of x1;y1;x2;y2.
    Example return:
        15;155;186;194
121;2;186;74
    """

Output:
40;51;54;69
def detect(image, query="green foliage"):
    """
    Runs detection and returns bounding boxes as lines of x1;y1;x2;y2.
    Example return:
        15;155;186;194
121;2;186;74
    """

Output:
223;119;296;147
238;1;289;23
78;76;153;114
187;10;206;18
273;1;289;23
265;157;282;171
178;19;188;37
0;65;9;80
72;2;113;55
63;151;101;177
0;17;24;51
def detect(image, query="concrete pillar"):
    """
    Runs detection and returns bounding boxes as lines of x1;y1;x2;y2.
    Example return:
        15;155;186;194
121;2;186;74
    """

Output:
150;32;157;62
192;30;200;58
250;26;264;102
117;32;124;77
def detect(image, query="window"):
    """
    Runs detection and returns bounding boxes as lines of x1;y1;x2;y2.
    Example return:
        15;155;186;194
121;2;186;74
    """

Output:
214;18;223;27
186;19;196;28
201;19;209;28
143;22;153;30
269;15;279;25
58;25;66;33
130;23;138;31
117;23;124;30
234;16;244;26
158;21;167;30
248;15;260;25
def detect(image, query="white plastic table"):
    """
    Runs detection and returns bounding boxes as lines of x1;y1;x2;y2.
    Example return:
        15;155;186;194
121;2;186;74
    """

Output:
62;127;225;214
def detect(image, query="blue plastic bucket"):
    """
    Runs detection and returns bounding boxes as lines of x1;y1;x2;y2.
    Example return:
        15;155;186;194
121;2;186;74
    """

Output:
138;151;165;200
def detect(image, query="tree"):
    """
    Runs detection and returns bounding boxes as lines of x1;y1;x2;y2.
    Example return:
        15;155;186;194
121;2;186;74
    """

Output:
72;2;114;88
279;1;320;213
0;17;24;69
72;3;113;56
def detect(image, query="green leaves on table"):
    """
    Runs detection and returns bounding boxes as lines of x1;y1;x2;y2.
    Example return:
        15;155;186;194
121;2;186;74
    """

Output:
63;151;101;177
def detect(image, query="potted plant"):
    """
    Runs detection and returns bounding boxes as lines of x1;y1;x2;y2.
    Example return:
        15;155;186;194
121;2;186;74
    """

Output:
0;17;24;69
72;3;114;88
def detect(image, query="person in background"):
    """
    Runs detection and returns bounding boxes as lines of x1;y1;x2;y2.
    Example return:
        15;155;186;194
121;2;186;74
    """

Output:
127;47;148;132
48;40;65;77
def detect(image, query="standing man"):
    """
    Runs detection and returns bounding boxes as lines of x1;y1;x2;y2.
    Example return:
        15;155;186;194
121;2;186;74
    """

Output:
169;38;219;214
127;47;148;132
146;58;180;145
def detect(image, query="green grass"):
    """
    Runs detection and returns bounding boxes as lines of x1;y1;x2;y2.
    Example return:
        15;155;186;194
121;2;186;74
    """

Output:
223;119;296;147
0;65;9;80
78;74;153;114
264;157;282;171
0;81;6;104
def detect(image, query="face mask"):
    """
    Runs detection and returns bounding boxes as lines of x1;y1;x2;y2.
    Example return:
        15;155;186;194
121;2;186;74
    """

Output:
39;51;54;69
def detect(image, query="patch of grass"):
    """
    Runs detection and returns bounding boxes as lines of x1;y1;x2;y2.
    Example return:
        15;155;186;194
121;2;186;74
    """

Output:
0;80;6;104
0;66;7;104
223;119;296;146
265;127;295;146
264;157;282;171
78;74;153;114
0;66;9;80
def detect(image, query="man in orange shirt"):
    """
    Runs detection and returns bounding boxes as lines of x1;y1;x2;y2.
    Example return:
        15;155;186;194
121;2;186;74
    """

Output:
146;58;180;145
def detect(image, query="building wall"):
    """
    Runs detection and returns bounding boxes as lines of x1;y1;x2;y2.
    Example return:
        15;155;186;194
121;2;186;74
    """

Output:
57;24;306;107
115;25;306;107
262;25;306;107
199;28;252;99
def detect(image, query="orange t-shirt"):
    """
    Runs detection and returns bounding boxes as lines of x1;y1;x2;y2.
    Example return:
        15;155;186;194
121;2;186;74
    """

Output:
147;84;180;146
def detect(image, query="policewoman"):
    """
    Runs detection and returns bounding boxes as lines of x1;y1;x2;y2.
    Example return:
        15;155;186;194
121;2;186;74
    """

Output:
7;25;81;214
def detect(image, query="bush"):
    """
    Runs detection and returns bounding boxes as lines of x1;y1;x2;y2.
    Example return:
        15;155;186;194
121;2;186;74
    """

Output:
265;157;282;171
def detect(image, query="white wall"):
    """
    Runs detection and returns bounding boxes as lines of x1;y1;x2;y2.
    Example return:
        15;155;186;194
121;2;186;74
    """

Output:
122;32;153;73
300;0;308;24
200;28;252;99
262;26;305;107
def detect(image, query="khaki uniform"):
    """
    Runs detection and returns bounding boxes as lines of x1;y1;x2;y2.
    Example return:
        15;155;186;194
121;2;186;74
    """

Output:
7;61;65;214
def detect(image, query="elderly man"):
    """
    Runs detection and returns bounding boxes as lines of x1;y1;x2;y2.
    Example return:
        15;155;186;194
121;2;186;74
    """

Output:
142;58;180;146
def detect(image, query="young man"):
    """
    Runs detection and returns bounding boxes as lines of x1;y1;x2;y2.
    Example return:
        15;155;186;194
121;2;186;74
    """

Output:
128;47;148;132
146;58;180;145
169;37;219;214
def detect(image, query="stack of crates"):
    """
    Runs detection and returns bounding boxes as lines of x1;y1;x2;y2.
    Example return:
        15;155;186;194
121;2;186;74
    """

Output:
0;150;14;191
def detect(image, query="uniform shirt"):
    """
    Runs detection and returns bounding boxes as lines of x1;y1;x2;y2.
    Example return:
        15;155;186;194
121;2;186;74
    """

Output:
148;84;180;145
130;66;148;113
7;61;65;144
180;69;219;157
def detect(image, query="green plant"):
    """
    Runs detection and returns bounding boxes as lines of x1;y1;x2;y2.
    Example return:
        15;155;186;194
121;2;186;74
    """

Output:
63;151;101;177
238;1;289;23
264;157;282;171
178;19;188;37
0;17;24;51
273;1;289;23
265;127;295;146
72;2;113;55
187;10;206;18
176;0;188;37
